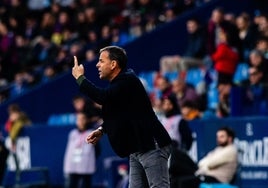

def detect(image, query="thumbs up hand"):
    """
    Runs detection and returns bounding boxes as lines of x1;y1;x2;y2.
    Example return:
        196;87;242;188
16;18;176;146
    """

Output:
72;56;85;79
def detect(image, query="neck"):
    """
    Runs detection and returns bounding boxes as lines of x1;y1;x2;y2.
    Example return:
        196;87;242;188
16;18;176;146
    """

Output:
109;69;122;81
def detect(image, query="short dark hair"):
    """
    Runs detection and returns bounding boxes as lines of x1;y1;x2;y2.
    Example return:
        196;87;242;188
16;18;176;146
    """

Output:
100;46;127;70
218;126;235;141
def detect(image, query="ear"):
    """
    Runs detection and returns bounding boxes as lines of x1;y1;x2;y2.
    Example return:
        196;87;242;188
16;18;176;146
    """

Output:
110;60;117;70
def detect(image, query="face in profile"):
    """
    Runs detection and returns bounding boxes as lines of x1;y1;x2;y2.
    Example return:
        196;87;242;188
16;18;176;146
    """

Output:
76;112;88;131
216;130;229;147
96;51;114;80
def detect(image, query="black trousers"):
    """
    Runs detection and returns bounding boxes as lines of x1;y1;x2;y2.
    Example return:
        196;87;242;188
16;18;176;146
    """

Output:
177;174;220;188
68;173;92;188
0;140;9;185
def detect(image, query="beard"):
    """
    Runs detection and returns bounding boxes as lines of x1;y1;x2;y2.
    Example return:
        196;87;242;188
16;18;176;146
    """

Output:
218;141;228;147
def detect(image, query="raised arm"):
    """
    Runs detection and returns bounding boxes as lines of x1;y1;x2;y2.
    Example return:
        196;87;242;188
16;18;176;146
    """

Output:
72;56;85;79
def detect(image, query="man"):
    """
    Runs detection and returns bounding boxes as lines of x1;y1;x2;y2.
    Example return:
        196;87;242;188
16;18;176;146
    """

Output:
240;66;268;115
159;94;196;188
72;46;172;188
159;17;207;77
160;94;193;151
179;126;238;188
63;111;98;188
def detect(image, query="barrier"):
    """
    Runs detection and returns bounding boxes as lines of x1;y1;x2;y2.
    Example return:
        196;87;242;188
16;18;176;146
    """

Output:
188;117;268;188
2;116;268;188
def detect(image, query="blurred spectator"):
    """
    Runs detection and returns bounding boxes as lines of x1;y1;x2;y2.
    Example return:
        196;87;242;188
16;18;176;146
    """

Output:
210;24;240;85
82;49;97;64
9;70;38;98
206;7;239;55
116;164;129;188
162;7;177;23
111;25;130;46
24;15;39;41
248;49;268;81
171;78;199;108
0;21;17;82
144;12;158;33
128;13;143;41
83;6;98;32
256;13;268;38
63;111;99;188
40;65;58;83
74;10;89;41
216;83;232;118
159;94;194;188
255;36;268;60
179;126;238;187
154;74;173;99
38;11;56;38
235;12;259;62
13;35;32;71
53;47;70;72
4;103;32;152
240;66;268;115
98;24;112;50
159;18;207;77
160;94;193;151
31;34;59;68
61;27;79;52
69;42;85;61
72;95;102;121
181;100;202;121
54;10;72;34
84;29;99;53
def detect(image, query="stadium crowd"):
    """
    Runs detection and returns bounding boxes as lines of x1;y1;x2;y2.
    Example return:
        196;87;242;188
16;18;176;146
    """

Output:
0;0;267;120
0;0;206;103
141;6;268;119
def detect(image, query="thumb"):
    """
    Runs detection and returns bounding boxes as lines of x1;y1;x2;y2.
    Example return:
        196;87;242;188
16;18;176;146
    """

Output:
73;56;78;67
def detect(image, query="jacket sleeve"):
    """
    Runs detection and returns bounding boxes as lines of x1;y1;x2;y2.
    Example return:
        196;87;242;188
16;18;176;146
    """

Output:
179;119;193;151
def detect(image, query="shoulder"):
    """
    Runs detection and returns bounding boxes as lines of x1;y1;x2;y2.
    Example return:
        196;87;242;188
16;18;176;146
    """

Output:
69;129;78;136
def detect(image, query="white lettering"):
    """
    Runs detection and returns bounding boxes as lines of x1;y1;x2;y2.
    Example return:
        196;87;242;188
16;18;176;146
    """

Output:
235;137;268;167
5;137;31;171
240;171;268;180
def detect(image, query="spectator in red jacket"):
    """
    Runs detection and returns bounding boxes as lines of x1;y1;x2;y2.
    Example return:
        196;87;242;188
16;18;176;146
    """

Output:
211;24;240;85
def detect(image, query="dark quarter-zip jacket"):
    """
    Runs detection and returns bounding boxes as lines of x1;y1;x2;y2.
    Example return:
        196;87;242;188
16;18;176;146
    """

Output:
76;69;172;157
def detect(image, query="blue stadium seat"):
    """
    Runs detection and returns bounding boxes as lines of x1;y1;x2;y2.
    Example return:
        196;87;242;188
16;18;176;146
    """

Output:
207;82;219;110
138;71;157;93
47;113;76;126
163;71;179;82
200;183;238;188
233;63;249;84
185;68;205;87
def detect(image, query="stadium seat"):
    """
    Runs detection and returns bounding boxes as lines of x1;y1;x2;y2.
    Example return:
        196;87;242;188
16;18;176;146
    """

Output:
233;63;249;84
207;82;219;110
200;183;238;188
185;68;205;87
138;71;157;93
163;71;179;82
47;113;76;126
